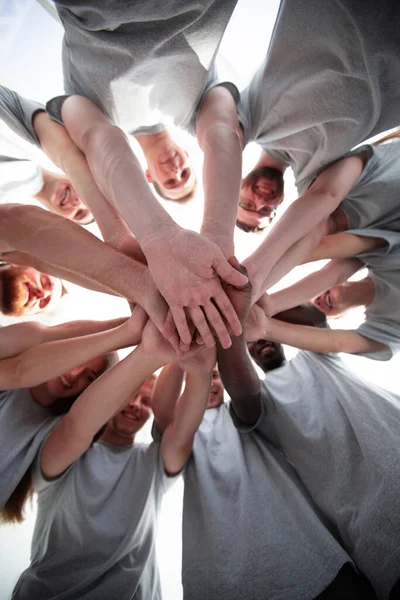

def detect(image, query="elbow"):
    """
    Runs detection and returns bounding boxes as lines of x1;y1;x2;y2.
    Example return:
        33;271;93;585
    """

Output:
201;122;243;153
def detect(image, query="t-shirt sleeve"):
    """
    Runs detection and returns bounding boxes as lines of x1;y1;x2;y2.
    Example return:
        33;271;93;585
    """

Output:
153;441;181;492
228;394;265;434
187;62;240;135
356;320;398;361
0;86;45;146
32;434;76;494
46;95;72;126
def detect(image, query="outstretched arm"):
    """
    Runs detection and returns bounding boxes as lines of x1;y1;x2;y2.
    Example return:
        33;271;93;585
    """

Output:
60;95;247;347
161;350;215;476
0;309;146;390
0;203;168;329
151;365;185;433
244;154;366;294
216;262;261;426
0;317;126;360
256;316;388;356
40;336;164;479
266;258;362;316
305;232;386;262
198;86;244;257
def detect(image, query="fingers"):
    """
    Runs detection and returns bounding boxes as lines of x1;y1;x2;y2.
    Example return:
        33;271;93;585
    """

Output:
187;306;216;349
169;307;192;346
201;301;232;349
213;255;248;287
213;289;242;337
162;309;176;340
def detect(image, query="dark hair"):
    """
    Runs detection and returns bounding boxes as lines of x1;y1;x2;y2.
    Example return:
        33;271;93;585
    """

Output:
152;177;197;203
236;219;266;234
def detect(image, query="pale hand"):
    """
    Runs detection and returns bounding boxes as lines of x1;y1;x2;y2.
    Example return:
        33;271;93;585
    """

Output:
245;304;269;342
177;346;216;375
221;258;252;324
142;228;248;348
140;319;203;366
125;305;148;341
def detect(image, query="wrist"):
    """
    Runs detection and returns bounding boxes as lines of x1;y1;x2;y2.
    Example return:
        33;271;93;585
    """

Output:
139;220;179;251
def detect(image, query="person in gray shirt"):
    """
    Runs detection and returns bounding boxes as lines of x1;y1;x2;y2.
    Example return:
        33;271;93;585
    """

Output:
152;275;376;599
252;348;400;600
236;0;400;233
12;318;216;600
0;85;92;224
255;229;400;360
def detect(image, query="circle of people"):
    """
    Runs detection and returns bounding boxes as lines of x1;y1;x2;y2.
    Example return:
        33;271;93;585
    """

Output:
1;1;400;599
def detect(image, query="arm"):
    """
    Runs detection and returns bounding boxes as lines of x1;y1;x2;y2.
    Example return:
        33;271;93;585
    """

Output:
259;317;388;355
244;154;365;293
60;95;247;347
305;233;387;262
0;316;127;360
0;309;146;389
267;258;362;316
198;86;244;257
33;111;143;255
0;203;168;329
161;365;213;476
151;364;185;432
216;262;261;425
40;341;164;479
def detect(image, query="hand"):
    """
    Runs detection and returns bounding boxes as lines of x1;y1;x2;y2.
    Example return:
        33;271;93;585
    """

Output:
201;231;235;259
221;257;252;324
125;305;148;340
140;319;203;366
244;304;268;342
142;228;248;348
177;346;216;375
136;269;170;336
256;293;275;317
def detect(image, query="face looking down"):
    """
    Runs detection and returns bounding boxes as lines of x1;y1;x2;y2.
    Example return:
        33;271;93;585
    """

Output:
0;265;64;317
146;145;196;201
40;172;93;224
237;166;284;232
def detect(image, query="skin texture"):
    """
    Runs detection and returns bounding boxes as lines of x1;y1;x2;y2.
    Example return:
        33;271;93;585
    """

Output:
0;265;63;317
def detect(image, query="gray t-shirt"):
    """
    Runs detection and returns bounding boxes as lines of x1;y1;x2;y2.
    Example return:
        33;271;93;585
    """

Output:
346;228;400;360
182;403;350;600
0;388;59;510
237;0;400;194
52;0;237;133
12;440;175;600
338;141;400;232
256;350;400;599
0;86;45;201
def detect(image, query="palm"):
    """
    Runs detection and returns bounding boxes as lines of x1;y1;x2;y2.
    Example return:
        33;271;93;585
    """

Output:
178;346;216;374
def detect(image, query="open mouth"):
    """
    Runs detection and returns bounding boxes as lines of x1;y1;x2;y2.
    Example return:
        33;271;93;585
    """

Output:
121;411;139;422
59;375;72;390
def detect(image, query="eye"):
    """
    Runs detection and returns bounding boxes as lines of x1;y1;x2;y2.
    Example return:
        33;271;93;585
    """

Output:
181;168;190;180
86;370;98;384
40;274;51;289
141;396;151;407
75;209;85;221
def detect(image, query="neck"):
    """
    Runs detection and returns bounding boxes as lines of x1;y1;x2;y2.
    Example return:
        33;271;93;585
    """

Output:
346;278;375;308
99;424;135;447
29;384;54;407
134;129;171;155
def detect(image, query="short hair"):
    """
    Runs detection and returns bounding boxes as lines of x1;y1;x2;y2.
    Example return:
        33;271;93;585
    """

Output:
236;219;266;234
152;177;197;203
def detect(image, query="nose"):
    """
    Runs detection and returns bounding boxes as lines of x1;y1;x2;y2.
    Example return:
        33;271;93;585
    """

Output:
66;365;85;383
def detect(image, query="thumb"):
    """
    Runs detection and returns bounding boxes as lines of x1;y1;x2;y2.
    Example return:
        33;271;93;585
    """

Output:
213;255;248;286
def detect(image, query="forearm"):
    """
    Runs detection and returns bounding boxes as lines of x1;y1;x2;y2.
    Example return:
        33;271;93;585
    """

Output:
268;259;362;315
200;124;242;252
2;320;136;389
199;87;243;254
0;204;149;303
41;345;163;478
306;233;386;262
60;96;176;245
217;333;261;425
152;365;185;432
246;191;341;283
253;221;326;297
33;111;126;244
161;370;212;474
262;317;383;355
